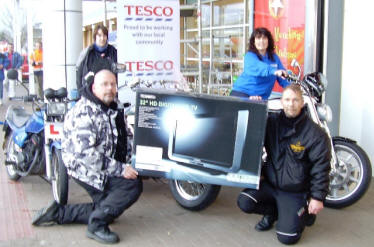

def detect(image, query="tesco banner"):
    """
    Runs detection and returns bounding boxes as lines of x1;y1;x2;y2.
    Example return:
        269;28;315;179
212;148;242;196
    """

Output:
117;0;180;84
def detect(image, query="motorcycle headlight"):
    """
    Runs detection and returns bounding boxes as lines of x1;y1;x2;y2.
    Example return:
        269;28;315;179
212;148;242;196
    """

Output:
317;104;332;122
46;102;67;116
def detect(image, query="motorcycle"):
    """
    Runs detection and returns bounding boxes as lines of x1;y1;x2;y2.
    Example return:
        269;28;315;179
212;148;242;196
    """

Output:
2;88;69;205
174;59;372;210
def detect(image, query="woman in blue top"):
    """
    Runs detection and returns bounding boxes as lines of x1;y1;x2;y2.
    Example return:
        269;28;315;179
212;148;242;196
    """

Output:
231;27;289;100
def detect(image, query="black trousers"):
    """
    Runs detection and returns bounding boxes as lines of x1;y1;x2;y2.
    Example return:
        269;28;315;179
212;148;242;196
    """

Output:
57;177;142;232
237;181;308;245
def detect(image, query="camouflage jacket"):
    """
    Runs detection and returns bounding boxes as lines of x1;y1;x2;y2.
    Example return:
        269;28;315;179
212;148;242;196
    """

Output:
62;95;126;191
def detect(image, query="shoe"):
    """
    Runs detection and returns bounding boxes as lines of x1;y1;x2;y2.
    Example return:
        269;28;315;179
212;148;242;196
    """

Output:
255;215;276;231
32;200;59;226
304;213;316;227
0;99;3;105
86;228;119;244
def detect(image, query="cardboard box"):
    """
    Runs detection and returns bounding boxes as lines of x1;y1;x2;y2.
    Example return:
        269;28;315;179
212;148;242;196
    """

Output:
132;89;267;189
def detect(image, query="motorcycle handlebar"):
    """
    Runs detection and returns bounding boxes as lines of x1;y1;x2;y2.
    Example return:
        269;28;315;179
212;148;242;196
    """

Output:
286;73;299;83
23;95;39;102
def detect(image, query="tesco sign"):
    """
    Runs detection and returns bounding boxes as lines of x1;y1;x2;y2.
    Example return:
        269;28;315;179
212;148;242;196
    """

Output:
123;5;173;17
125;60;174;72
117;0;180;83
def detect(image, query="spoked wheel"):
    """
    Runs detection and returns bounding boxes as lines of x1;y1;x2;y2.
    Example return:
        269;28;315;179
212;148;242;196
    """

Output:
4;132;21;181
51;149;68;205
169;180;221;211
325;138;372;208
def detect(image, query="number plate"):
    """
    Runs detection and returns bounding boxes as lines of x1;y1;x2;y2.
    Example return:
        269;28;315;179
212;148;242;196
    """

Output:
44;122;64;140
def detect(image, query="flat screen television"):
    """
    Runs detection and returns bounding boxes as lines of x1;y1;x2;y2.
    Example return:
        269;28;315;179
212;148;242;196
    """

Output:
168;110;249;173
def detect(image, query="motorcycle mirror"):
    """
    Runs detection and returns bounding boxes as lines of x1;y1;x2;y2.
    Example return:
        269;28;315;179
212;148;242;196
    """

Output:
291;59;299;68
112;63;126;73
123;102;131;108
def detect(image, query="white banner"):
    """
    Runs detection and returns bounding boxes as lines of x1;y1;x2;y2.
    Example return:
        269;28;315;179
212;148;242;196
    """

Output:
117;0;180;85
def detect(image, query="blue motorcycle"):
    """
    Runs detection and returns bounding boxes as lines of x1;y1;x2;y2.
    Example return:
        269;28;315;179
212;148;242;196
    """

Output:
2;88;69;204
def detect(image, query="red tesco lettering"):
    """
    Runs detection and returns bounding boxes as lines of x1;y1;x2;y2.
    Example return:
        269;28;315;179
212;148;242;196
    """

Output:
124;5;173;17
125;61;174;72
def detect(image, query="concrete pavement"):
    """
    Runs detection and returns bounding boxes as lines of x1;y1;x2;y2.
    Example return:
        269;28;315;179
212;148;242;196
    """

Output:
0;84;374;247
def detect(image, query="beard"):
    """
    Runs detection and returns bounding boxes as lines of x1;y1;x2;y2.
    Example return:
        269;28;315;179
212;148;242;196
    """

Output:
102;93;115;105
283;107;301;118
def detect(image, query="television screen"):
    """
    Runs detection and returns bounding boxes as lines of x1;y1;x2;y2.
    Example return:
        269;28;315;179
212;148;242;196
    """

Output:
168;110;249;173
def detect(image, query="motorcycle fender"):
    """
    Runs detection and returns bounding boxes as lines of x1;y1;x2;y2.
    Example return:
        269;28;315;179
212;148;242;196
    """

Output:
50;141;62;150
25;113;44;134
332;136;356;144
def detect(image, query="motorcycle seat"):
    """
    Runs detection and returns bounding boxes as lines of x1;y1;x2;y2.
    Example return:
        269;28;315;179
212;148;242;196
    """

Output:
7;106;32;128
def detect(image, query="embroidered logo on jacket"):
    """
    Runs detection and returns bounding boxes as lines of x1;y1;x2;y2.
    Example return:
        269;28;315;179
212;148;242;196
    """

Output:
290;141;305;153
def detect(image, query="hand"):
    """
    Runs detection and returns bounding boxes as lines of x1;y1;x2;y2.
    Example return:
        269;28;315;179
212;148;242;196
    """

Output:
308;198;324;215
249;95;262;101
274;69;288;79
123;164;138;179
0;65;3;69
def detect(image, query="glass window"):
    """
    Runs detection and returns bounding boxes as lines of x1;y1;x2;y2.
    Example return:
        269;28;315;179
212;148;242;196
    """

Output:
181;0;248;93
213;0;244;26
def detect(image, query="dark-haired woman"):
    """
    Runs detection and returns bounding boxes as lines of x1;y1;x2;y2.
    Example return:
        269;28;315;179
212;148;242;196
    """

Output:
76;23;118;92
231;27;289;100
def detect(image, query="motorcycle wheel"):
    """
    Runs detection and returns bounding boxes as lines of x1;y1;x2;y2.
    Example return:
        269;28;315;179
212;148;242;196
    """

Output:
51;149;69;205
4;131;21;181
325;139;372;208
169;180;221;211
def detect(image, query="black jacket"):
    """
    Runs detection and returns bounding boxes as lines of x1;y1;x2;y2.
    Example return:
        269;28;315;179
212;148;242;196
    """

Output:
76;44;117;92
263;107;331;201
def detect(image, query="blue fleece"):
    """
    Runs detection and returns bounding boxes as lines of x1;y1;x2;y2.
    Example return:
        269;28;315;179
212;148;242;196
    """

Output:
232;51;289;99
0;54;10;81
5;52;23;69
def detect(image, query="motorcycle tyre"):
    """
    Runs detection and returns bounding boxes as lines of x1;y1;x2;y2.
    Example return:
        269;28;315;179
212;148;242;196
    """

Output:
169;180;221;211
51;149;69;205
4;131;21;181
325;139;372;209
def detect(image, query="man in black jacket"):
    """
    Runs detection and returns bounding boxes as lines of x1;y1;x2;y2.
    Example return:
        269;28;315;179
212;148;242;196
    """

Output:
237;84;331;245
